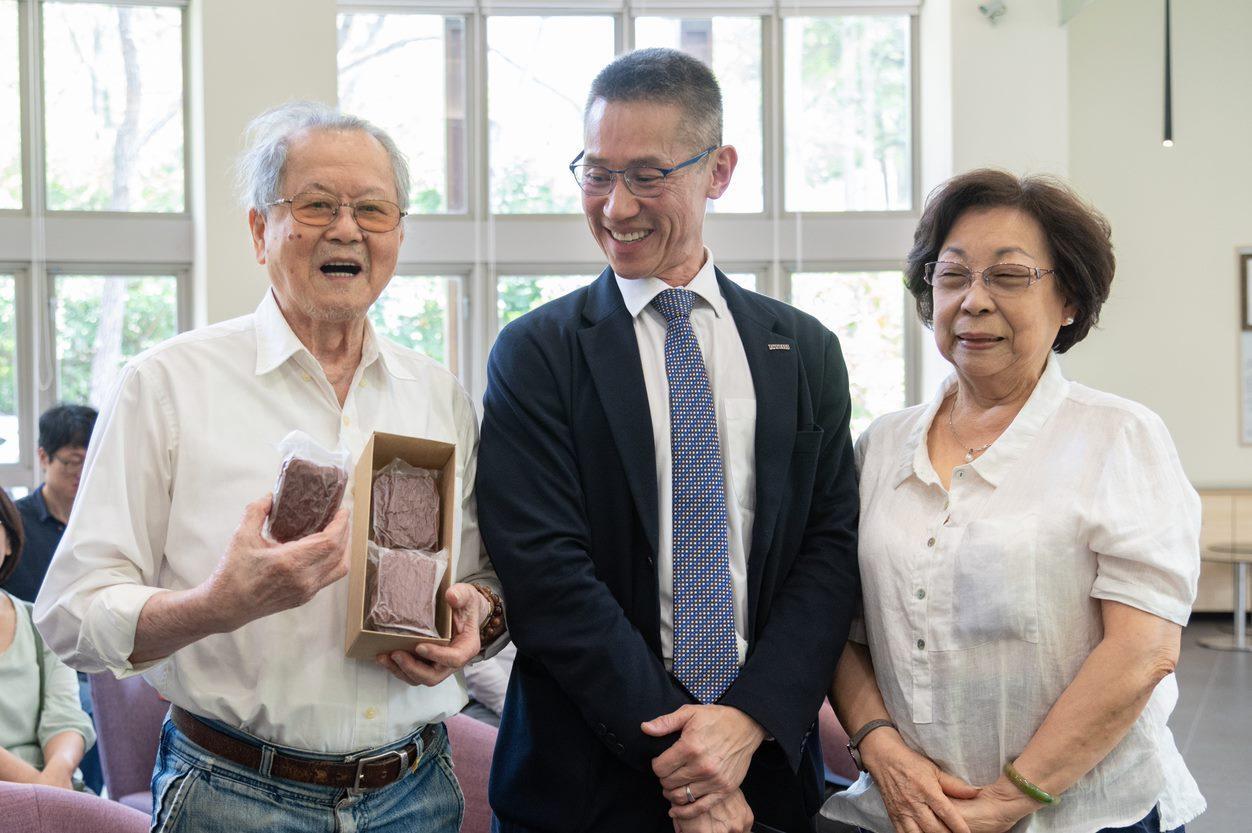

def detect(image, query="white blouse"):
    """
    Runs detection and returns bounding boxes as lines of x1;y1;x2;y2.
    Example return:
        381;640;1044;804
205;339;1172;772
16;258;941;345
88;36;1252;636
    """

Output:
822;354;1205;833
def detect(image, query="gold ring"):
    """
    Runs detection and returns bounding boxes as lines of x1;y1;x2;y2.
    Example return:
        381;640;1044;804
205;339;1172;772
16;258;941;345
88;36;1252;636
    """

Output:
684;785;695;805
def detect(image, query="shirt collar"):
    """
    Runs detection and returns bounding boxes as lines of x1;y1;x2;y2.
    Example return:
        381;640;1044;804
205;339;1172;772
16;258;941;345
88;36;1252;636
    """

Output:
31;485;56;525
893;352;1071;489
253;288;383;378
613;248;727;320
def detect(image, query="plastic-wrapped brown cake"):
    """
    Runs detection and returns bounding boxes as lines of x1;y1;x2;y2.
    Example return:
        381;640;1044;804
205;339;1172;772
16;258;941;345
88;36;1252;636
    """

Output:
269;457;348;543
372;459;440;550
368;545;447;635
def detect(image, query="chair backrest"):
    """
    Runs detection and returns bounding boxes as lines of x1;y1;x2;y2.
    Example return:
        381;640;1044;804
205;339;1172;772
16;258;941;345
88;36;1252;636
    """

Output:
88;672;169;801
444;714;497;833
817;700;858;785
0;782;149;833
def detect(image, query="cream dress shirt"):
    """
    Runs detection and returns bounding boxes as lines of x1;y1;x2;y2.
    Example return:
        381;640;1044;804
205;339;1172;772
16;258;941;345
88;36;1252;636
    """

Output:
822;354;1205;833
34;290;501;754
614;252;755;666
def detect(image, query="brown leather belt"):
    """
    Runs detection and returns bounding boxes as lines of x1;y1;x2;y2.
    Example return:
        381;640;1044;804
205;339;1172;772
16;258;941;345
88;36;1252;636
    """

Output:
171;706;435;791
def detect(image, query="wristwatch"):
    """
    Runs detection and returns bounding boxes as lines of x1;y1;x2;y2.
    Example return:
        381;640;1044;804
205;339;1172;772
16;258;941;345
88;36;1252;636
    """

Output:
846;719;897;772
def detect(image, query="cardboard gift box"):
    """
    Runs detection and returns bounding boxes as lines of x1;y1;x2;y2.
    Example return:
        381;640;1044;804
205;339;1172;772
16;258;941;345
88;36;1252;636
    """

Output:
345;431;458;659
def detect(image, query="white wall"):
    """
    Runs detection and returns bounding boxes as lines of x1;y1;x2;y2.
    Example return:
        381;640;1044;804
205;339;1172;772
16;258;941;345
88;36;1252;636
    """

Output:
917;0;1070;394
189;0;338;327
1066;0;1252;487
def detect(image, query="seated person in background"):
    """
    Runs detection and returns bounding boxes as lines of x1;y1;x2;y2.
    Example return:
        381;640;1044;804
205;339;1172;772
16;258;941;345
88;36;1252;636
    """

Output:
4;404;104;795
0;489;95;791
2;404;97;603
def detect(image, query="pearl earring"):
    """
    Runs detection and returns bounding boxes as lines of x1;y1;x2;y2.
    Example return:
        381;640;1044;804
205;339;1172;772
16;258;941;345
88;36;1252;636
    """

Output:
1063;317;1075;326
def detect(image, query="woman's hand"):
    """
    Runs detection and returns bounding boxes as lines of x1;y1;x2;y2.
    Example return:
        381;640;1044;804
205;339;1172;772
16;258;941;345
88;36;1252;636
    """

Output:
951;777;1038;833
34;760;75;791
860;728;980;833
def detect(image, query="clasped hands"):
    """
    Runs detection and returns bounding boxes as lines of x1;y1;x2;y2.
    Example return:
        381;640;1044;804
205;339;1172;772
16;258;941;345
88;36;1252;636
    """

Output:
857;727;1038;833
640;704;766;833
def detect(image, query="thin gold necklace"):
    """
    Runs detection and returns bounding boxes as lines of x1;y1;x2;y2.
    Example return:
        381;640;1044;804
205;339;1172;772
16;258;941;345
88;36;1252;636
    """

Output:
947;395;996;463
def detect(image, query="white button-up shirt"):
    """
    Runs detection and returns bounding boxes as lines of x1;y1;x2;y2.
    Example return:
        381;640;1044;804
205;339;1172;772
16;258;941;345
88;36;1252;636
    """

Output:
823;354;1205;833
34;290;499;754
615;252;754;665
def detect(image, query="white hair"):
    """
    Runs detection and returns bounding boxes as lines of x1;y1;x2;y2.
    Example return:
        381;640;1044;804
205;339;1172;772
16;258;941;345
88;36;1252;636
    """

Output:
236;100;411;213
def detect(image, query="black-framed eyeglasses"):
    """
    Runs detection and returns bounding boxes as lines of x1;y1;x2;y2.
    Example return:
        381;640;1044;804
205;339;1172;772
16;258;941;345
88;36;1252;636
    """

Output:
52;452;85;473
569;146;718;198
267;191;407;233
923;261;1055;297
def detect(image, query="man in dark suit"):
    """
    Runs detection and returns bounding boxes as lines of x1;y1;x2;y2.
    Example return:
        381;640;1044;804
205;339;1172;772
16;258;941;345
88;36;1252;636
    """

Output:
478;48;860;833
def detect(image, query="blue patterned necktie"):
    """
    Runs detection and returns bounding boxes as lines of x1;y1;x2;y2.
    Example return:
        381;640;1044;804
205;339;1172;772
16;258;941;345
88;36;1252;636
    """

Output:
651;287;738;704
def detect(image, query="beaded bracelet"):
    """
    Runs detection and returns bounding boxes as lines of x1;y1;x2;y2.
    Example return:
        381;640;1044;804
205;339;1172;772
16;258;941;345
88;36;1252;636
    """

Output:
1003;761;1058;805
472;584;505;644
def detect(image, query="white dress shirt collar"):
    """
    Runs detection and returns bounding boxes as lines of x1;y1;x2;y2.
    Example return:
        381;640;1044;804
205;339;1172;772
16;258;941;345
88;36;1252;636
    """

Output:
896;351;1072;489
252;288;417;381
613;248;727;320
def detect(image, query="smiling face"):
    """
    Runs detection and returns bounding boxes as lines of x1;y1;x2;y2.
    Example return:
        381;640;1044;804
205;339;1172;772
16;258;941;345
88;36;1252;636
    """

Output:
932;206;1076;389
248;128;403;324
581;98;735;283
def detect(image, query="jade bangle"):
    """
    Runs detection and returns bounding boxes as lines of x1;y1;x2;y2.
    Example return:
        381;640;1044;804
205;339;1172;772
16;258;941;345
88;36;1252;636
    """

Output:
1003;762;1058;805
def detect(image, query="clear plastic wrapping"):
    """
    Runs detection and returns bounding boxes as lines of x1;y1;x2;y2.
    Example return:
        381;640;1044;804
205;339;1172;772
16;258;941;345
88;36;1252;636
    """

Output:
265;430;350;543
365;542;448;638
371;458;441;550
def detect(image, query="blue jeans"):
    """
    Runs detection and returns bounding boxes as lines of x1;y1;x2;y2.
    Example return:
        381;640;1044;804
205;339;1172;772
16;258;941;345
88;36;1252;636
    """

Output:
148;716;463;833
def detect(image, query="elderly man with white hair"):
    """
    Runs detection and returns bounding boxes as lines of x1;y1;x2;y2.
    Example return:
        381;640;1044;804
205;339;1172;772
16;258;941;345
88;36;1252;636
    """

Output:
33;101;505;832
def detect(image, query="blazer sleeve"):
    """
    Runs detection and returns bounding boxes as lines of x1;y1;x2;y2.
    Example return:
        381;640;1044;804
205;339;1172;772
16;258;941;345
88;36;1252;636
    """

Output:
718;329;861;769
477;322;691;773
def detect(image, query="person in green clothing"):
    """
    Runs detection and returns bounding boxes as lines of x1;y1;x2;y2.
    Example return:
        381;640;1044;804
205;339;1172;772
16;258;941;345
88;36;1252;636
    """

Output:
0;489;95;791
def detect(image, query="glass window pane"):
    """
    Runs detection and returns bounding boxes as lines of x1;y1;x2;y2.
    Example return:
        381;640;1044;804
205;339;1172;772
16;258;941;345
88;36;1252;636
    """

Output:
488;16;614;214
784;16;911;212
43;3;185;212
369;276;458;369
790;271;904;435
726;272;757;292
634;17;763;214
54;275;178;408
0;1;19;210
338;13;467;214
498;274;597;329
0;275;17;464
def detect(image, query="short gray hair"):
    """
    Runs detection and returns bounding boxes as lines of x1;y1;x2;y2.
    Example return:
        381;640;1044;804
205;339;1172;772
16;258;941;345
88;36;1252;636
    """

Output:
236;101;411;213
585;48;722;149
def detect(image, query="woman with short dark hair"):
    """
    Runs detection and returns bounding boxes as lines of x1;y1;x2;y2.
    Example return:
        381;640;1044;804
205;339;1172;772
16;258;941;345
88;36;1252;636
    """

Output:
823;170;1204;833
0;488;95;791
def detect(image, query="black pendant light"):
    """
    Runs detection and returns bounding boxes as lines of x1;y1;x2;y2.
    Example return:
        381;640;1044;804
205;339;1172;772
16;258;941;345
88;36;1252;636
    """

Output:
1163;0;1173;147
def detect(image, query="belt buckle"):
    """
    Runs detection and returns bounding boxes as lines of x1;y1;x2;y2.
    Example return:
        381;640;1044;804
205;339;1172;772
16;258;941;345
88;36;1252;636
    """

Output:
352;747;408;790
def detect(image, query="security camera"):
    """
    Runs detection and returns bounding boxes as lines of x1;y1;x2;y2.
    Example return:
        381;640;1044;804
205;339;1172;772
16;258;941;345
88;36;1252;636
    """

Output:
979;1;1007;24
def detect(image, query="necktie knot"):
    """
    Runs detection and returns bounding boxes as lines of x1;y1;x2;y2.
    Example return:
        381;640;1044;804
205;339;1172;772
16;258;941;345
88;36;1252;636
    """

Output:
651;287;697;323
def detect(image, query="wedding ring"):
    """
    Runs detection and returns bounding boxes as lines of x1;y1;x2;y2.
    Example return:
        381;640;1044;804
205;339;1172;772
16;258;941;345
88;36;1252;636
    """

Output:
684;785;695;805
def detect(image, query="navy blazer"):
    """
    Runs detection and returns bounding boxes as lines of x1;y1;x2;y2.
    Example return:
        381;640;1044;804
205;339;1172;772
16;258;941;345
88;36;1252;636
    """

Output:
478;268;860;833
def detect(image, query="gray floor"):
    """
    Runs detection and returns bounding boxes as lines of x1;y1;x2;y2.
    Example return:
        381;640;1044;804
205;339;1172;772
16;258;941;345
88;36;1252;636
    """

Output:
816;615;1251;833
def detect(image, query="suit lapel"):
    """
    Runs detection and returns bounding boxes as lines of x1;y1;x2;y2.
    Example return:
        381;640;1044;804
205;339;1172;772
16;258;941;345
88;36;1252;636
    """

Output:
577;269;660;557
718;272;798;609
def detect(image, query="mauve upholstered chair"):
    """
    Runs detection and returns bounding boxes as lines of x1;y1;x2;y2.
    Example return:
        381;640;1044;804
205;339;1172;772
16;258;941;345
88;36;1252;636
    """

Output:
445;713;497;833
89;671;168;813
818;700;858;786
0;782;149;833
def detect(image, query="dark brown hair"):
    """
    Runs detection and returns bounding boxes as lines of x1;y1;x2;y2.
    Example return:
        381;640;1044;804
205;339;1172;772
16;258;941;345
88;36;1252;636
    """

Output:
0;489;25;586
905;169;1115;353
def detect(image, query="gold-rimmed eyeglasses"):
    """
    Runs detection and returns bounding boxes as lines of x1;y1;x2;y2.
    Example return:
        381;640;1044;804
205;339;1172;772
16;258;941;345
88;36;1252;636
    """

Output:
267;192;406;233
923;261;1055;297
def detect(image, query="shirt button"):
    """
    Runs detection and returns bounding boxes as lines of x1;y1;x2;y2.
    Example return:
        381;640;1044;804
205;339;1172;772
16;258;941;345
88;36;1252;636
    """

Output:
916;589;926;600
956;471;965;479
343;416;351;427
926;537;935;548
301;372;312;382
364;707;377;720
916;639;926;650
360;380;368;388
